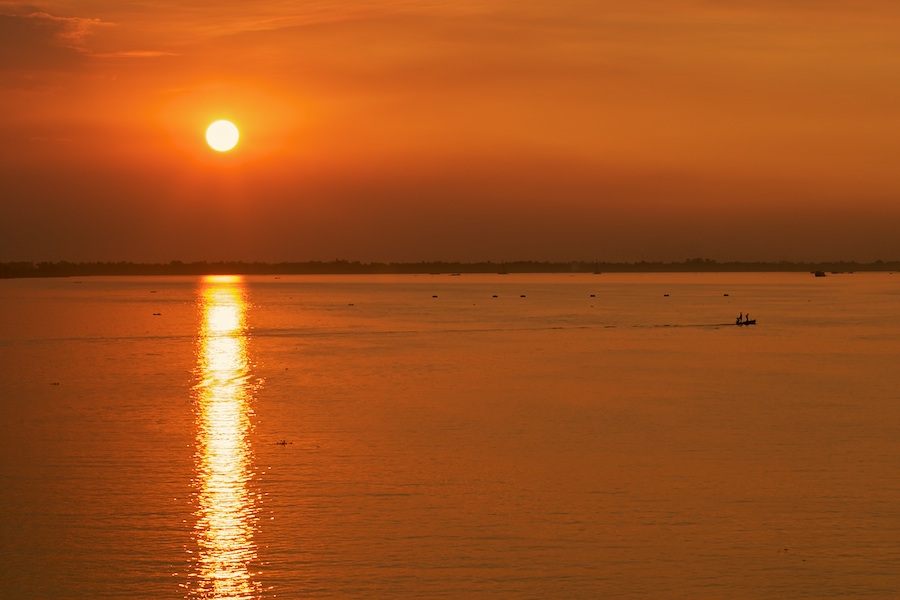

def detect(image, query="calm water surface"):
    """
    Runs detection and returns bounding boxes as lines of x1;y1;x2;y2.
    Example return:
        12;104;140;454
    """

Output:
1;273;899;598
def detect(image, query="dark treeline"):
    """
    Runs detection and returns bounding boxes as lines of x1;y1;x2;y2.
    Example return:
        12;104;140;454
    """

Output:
2;258;899;279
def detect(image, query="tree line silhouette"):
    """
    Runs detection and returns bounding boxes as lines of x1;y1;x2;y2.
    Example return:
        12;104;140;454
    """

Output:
2;258;898;279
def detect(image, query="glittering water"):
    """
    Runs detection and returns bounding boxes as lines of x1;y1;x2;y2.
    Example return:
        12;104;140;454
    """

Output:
1;272;899;598
187;277;260;599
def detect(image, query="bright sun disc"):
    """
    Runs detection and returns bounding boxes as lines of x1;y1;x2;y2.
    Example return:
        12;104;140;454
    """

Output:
206;120;240;152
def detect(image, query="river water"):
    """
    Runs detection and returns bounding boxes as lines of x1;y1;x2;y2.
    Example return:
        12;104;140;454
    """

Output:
1;272;898;598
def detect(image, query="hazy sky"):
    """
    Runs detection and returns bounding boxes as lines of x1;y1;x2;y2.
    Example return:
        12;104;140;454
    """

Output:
2;0;899;262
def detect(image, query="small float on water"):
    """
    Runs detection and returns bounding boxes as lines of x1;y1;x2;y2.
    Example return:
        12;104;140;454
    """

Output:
735;313;756;326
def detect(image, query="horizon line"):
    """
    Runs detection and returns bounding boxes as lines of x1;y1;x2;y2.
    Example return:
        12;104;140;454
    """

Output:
3;258;899;279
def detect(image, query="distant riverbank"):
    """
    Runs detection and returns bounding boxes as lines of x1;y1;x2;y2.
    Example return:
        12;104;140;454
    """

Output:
2;259;898;279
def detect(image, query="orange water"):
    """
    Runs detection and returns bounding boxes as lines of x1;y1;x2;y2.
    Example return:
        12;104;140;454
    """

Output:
1;273;899;598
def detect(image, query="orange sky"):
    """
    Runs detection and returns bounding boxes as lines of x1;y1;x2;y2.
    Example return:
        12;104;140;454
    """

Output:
2;0;899;262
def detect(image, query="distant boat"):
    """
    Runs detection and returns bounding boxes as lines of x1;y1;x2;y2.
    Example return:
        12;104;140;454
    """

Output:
814;271;826;277
735;319;757;326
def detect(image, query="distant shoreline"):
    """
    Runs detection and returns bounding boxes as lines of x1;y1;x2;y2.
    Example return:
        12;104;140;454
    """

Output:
2;259;898;279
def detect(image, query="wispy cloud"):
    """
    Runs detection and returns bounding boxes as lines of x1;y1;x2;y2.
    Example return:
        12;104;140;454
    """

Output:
0;3;179;73
26;11;109;48
92;50;178;58
0;8;109;71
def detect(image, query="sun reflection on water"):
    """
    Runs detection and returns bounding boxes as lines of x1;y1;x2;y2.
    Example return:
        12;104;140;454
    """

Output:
188;275;261;599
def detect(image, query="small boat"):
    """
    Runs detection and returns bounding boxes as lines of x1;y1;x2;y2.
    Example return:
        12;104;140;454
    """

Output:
735;319;756;326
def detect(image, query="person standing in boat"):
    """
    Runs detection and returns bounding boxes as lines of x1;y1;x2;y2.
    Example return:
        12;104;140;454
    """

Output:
737;312;743;324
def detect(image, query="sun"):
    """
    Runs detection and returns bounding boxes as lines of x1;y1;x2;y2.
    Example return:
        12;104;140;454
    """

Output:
206;120;240;152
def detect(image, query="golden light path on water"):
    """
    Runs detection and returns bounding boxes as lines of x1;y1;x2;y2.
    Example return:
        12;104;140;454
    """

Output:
188;275;261;599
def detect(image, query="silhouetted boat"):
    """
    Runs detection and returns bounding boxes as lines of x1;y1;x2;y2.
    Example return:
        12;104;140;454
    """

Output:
735;319;757;326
